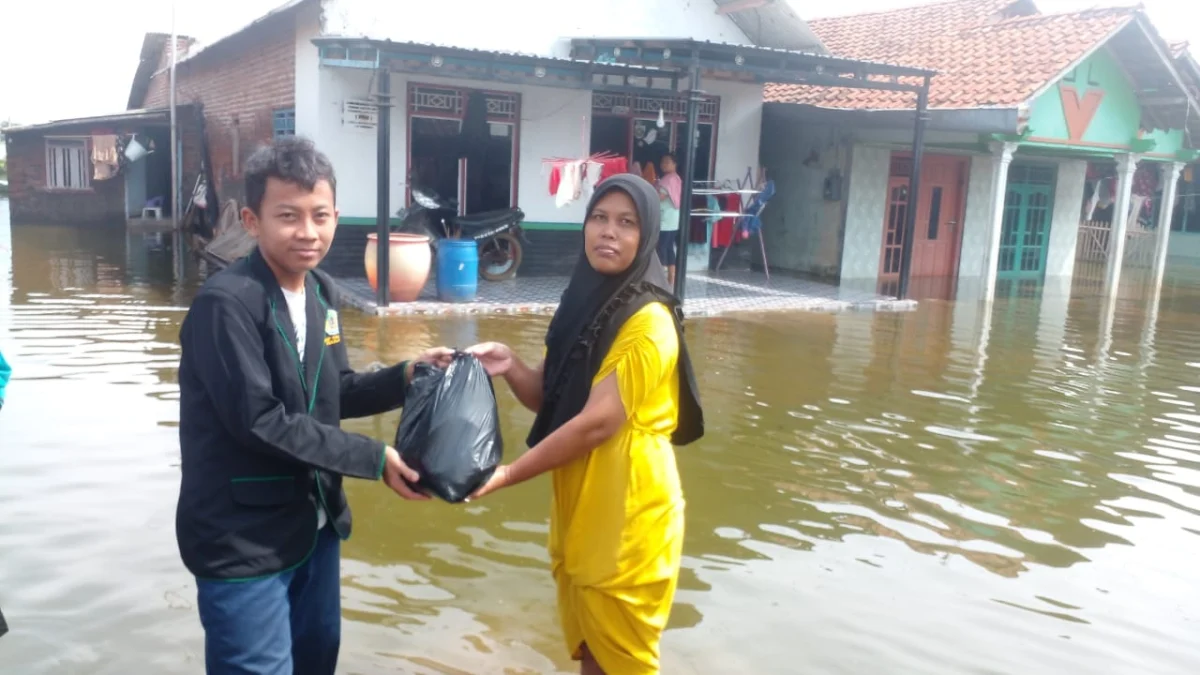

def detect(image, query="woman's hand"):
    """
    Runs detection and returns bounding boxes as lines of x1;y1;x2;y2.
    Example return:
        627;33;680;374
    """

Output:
466;465;511;501
405;347;455;380
465;342;514;377
415;346;456;368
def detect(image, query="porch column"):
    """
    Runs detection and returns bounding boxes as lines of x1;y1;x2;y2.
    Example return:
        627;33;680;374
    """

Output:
981;141;1017;302
1103;153;1139;299
374;67;393;308
1150;161;1185;293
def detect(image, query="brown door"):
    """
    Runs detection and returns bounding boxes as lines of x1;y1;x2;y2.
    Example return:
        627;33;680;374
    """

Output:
878;154;968;286
912;156;967;277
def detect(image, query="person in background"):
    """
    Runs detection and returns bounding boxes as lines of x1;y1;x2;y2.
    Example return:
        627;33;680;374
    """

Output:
655;153;683;287
465;174;704;674
176;136;453;675
0;347;10;411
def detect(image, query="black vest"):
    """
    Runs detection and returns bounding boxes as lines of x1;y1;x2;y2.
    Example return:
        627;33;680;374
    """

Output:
176;250;408;580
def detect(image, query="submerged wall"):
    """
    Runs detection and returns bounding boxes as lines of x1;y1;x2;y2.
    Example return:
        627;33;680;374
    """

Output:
758;114;849;279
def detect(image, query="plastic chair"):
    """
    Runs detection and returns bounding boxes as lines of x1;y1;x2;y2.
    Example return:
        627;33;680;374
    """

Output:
142;196;165;219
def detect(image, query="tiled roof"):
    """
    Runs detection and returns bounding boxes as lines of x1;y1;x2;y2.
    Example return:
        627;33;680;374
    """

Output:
765;0;1135;110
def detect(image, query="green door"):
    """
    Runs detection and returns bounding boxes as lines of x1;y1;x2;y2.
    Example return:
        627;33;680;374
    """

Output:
997;164;1056;281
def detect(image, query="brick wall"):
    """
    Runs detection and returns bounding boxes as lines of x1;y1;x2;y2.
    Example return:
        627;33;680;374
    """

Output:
5;132;126;226
141;13;296;206
5;109;204;226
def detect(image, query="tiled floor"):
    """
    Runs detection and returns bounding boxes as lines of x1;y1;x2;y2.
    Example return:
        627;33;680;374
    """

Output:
334;270;914;317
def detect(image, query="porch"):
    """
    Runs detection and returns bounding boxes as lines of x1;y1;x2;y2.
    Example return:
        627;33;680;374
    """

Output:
307;37;934;312
332;268;914;316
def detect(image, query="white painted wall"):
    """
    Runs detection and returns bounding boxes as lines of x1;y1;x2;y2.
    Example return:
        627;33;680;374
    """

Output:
839;144;890;281
313;69;766;224
320;0;752;57
315;69;595;223
706;80;764;184
955;154;996;279
1045;159;1087;279
294;3;322;141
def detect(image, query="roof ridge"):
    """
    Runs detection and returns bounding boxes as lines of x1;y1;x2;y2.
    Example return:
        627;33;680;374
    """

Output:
960;4;1137;35
995;4;1138;23
807;0;1017;26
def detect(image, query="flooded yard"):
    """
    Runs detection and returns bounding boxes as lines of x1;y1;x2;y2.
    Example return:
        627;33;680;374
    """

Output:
2;200;1200;674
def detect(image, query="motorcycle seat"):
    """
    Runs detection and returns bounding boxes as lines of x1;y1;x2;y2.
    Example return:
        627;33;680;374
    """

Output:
457;208;525;231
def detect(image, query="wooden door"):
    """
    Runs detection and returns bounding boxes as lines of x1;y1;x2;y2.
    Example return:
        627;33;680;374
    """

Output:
878;154;968;283
911;156;968;277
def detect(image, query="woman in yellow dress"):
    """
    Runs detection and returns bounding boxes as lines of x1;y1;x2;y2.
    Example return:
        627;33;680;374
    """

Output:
466;173;704;674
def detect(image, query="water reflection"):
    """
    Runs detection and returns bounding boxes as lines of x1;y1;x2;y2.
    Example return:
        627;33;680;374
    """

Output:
2;200;1200;674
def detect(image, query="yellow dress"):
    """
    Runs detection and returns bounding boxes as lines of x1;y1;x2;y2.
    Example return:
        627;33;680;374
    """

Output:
549;302;685;674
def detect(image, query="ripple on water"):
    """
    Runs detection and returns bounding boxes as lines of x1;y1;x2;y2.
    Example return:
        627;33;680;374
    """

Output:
4;217;1200;672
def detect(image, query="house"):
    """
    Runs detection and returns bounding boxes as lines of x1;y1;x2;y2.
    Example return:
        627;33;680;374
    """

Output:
3;34;205;227
761;0;1200;301
7;0;937;306
1167;40;1200;259
102;0;936;303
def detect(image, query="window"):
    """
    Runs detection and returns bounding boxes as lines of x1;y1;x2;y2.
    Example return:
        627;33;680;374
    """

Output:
1171;165;1200;233
45;138;90;190
406;83;520;212
273;108;296;137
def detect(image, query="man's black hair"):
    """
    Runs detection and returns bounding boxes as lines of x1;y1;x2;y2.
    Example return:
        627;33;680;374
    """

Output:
243;136;337;214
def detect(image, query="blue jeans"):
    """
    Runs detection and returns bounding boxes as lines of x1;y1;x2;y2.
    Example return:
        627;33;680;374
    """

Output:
196;527;341;675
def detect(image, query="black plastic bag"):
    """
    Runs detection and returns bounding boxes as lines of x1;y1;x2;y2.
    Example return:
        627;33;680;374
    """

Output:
395;352;503;503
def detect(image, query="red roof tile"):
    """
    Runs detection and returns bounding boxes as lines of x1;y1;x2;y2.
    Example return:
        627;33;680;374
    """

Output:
766;0;1136;110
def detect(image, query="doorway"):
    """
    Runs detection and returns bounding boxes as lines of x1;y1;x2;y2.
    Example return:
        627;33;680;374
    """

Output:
406;84;519;213
879;153;968;287
997;163;1056;281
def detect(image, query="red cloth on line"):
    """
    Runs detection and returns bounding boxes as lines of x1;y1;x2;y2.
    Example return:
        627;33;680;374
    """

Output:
547;157;626;195
597;156;628;182
711;193;742;248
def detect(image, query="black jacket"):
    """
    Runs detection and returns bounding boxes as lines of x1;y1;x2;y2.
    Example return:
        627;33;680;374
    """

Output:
176;250;407;580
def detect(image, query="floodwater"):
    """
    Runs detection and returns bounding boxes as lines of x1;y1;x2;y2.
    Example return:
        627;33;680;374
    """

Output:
2;199;1200;675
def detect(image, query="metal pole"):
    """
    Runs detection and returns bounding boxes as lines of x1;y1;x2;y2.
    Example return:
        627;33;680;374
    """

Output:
897;82;930;300
673;59;702;300
169;2;179;230
375;67;392;307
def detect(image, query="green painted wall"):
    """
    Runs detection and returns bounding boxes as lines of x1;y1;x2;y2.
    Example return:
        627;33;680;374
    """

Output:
1025;48;1187;156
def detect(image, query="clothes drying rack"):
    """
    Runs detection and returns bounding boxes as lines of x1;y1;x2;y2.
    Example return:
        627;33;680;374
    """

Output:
689;178;773;278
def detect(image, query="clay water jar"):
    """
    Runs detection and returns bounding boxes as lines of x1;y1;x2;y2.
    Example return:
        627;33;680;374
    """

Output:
364;233;432;303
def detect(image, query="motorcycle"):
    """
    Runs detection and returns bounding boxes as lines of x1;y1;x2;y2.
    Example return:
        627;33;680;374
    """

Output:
396;187;527;282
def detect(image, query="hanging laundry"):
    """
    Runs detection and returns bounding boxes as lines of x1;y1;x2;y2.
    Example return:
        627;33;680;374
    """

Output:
92;135;120;181
581;161;603;202
555;161;583;209
711;193;742;247
595;156;628;182
543;152;627;208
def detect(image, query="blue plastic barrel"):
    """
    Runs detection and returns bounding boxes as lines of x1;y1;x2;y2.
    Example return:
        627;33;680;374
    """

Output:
436;240;479;302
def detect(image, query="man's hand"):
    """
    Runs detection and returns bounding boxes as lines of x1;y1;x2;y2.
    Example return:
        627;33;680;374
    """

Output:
406;346;456;380
383;446;430;500
464;342;514;377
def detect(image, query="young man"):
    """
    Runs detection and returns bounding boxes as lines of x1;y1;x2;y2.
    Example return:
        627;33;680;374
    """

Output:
176;136;451;675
